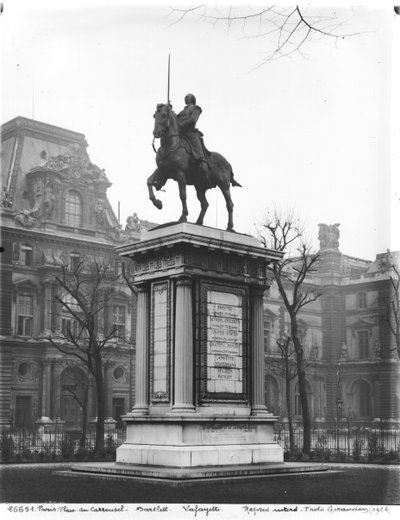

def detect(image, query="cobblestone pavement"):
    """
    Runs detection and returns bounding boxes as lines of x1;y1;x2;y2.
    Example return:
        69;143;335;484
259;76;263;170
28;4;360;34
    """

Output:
1;462;399;505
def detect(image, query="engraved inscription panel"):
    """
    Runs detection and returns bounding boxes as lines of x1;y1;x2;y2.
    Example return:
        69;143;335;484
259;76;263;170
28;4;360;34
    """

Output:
201;424;257;444
207;290;243;394
151;282;169;401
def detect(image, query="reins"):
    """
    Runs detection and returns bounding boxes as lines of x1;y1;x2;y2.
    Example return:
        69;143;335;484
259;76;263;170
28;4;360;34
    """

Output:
152;107;181;153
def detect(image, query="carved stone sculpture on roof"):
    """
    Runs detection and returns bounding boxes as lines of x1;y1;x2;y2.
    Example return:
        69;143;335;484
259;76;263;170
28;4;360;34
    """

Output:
43;181;55;218
107;225;129;243
318;223;340;250
37;142;110;186
95;198;106;225
125;213;141;234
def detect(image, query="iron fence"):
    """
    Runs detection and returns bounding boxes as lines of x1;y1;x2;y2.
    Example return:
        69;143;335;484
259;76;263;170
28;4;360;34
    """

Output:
1;425;127;460
2;423;399;462
273;426;400;460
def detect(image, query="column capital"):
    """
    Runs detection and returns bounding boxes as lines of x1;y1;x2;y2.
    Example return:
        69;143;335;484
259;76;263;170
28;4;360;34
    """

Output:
250;285;266;298
175;275;192;287
135;282;150;294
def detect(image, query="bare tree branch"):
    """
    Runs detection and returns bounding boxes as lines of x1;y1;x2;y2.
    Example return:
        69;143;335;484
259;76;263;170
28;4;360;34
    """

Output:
169;5;364;64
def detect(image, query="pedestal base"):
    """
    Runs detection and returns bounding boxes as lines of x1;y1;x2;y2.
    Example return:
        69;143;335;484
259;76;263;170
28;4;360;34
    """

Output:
61;461;330;487
116;415;284;468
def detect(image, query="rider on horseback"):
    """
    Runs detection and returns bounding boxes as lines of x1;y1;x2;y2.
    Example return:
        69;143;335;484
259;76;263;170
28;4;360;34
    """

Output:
177;94;211;186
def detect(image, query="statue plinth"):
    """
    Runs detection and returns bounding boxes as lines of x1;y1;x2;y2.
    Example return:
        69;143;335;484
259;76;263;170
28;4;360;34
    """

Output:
114;223;284;474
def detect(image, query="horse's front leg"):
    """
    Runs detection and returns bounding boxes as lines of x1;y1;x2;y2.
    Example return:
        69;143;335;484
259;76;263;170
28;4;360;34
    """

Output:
176;171;188;222
147;170;163;210
195;186;209;225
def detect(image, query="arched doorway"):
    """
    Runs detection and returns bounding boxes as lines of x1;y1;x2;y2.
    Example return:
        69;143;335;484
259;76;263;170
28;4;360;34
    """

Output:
61;367;88;429
265;375;280;415
350;379;372;419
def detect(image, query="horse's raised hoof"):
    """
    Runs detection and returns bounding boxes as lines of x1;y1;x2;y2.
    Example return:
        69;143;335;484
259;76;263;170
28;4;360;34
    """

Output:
154;199;163;210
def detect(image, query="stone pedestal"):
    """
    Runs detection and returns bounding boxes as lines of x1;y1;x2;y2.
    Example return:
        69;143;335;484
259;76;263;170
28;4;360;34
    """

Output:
113;223;284;474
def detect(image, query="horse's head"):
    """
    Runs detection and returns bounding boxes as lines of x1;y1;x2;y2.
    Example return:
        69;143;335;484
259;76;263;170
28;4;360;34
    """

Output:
153;103;173;138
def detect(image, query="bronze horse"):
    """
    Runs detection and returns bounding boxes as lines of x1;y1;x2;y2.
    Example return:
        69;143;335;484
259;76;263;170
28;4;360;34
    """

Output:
147;103;241;231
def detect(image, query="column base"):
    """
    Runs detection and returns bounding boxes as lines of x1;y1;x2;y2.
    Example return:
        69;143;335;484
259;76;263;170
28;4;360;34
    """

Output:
127;406;149;417
171;404;196;414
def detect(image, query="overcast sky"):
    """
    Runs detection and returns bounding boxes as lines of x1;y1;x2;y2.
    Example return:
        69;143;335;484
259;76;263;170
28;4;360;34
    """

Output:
1;1;398;260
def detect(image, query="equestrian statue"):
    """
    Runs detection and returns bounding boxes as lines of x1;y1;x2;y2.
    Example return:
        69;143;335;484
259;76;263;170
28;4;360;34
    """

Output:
147;92;241;232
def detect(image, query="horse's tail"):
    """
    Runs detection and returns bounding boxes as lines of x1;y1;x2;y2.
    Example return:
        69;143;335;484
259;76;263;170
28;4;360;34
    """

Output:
230;169;242;188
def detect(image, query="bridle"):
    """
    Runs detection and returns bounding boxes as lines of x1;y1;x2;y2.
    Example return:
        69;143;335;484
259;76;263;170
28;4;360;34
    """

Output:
152;105;180;153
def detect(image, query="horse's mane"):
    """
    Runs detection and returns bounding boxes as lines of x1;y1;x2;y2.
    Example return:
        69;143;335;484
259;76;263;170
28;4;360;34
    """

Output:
156;103;176;116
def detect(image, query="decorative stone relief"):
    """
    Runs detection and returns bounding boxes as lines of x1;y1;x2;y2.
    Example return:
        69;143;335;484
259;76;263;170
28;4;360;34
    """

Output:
1;186;13;208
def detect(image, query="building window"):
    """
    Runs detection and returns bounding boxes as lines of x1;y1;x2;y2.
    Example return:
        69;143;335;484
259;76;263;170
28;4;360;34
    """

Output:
61;318;79;338
358;292;367;309
17;293;33;336
60;293;82;338
65;190;82;227
357;330;369;359
18;363;31;377
264;318;271;353
113;304;126;339
69;252;81;271
113;367;124;381
15;396;33;428
20;245;33;266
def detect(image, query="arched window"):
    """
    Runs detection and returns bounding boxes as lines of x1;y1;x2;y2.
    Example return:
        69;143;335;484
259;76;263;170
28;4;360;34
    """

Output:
61;367;88;428
294;381;312;417
265;375;280;415
351;380;372;418
65;190;82;227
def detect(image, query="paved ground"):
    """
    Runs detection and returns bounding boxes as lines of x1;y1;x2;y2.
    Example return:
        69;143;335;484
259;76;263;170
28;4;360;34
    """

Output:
0;462;399;505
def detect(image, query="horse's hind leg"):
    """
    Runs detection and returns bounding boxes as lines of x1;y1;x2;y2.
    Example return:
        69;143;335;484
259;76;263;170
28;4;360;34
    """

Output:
176;171;188;223
220;186;234;231
195;186;209;225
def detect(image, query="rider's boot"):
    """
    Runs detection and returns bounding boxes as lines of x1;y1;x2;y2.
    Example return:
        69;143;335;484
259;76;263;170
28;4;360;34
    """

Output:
198;159;211;188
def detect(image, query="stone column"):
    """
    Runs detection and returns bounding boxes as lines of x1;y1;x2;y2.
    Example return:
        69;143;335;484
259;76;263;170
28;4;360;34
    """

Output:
40;360;52;420
43;279;53;335
131;283;150;415
172;276;195;413
51;359;63;421
251;286;269;416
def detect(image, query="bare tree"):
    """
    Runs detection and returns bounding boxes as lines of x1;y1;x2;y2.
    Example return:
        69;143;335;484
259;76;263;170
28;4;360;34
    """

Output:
259;210;320;454
169;5;361;64
268;333;297;451
378;251;400;356
62;369;90;448
47;261;124;453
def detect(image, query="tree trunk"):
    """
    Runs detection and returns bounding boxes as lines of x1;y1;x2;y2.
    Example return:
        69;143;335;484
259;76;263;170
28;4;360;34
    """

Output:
292;322;311;454
284;356;295;452
94;356;105;453
79;387;88;448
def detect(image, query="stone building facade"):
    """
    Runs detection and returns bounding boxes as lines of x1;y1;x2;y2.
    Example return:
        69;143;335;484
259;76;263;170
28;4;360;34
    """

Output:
263;224;400;428
1;116;399;433
0;116;153;433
